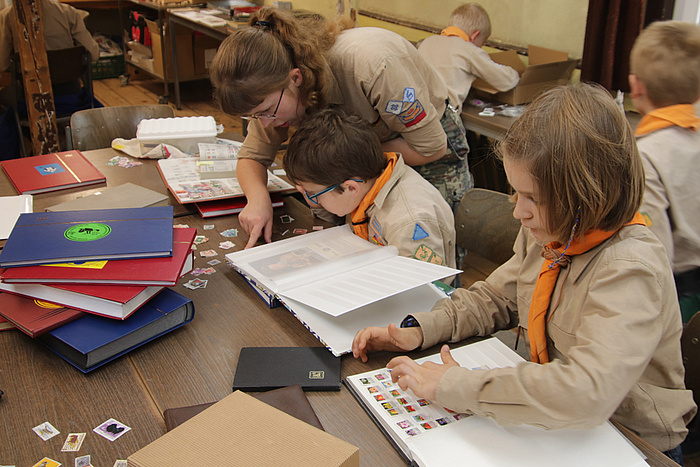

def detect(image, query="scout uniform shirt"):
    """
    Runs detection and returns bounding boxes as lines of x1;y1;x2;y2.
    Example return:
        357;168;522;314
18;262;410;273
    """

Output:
412;224;695;452
356;154;456;270
418;30;520;113
636;104;700;275
0;0;100;72
238;27;450;167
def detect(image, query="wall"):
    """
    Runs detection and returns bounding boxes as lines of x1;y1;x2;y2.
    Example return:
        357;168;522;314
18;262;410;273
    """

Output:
356;0;589;59
261;0;354;20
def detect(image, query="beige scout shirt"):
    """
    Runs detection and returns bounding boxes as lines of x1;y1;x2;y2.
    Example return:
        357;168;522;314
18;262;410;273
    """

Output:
413;225;695;451
638;124;700;274
418;35;520;114
239;27;449;166
364;155;455;269
0;0;100;72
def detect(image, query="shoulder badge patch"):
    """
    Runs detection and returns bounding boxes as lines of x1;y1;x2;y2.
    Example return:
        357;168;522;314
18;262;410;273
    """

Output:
384;87;427;128
413;244;444;265
412;223;429;241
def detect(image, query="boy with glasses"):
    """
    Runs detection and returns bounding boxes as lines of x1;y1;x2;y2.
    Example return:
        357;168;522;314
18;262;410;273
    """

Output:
285;108;457;271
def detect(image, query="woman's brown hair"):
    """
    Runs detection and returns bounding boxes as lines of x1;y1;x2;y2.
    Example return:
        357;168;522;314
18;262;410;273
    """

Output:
497;83;644;242
209;8;350;116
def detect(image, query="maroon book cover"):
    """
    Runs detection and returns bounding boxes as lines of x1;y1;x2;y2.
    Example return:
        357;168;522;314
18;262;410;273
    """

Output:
0;293;85;337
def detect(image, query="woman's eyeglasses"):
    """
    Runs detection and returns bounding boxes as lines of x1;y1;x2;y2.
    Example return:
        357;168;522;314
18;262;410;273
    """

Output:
304;179;364;205
241;88;285;120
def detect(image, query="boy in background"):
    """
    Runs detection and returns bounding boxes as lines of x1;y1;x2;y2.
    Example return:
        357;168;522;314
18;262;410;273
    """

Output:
285;108;457;272
629;21;700;323
418;3;519;113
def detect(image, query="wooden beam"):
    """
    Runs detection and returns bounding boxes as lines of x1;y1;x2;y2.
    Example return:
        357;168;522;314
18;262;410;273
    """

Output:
12;0;59;155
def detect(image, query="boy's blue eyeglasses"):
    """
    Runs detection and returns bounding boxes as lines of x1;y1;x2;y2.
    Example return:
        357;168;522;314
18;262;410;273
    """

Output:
241;88;285;120
304;179;364;205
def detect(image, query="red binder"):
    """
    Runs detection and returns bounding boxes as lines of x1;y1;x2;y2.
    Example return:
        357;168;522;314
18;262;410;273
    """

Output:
0;150;106;195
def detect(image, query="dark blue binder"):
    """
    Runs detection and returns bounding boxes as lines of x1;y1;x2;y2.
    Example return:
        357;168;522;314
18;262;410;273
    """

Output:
0;206;174;267
37;287;194;373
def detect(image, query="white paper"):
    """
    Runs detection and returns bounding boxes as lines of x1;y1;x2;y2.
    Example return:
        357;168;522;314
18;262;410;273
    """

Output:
409;416;648;467
0;194;32;240
280;282;448;356
226;225;461;316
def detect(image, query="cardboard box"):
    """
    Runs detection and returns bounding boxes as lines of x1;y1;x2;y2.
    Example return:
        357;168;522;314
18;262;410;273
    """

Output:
127;391;360;467
193;33;221;76
472;45;579;105
146;19;195;80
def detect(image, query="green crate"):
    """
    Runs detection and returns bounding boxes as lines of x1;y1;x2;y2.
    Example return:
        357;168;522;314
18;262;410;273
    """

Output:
91;54;126;80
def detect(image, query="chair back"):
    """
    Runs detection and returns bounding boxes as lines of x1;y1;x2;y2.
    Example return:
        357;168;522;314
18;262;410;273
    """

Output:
682;311;700;431
455;188;521;265
69;105;175;151
10;45;94;157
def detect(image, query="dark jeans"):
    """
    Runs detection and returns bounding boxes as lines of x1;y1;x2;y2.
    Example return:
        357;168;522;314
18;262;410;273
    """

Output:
665;444;685;466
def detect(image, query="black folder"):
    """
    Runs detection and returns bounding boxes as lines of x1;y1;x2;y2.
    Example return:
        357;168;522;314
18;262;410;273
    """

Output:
232;347;341;391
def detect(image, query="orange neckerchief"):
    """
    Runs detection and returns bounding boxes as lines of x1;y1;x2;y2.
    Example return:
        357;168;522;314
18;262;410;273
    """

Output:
528;212;647;364
635;104;700;136
440;26;471;43
350;153;398;240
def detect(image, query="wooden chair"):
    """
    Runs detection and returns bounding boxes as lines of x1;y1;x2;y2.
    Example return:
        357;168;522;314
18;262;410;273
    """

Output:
68;104;175;151
10;45;94;157
455;188;521;269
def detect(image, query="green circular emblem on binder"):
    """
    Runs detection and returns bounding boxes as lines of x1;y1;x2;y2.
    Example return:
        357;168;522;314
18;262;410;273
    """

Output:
64;223;111;242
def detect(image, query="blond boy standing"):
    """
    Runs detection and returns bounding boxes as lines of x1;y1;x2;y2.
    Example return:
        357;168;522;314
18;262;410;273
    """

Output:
418;3;519;113
629;21;700;323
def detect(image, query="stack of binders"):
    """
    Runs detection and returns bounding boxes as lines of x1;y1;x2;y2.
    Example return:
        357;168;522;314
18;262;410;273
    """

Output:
0;206;196;372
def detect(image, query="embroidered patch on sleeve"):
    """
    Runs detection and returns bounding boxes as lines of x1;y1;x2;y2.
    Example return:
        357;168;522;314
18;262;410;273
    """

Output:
385;87;427;127
399;100;426;128
412;223;429;241
414;244;444;265
641;212;653;227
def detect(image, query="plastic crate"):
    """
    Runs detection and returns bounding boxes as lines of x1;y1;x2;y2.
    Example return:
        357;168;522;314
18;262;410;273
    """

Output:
92;54;126;80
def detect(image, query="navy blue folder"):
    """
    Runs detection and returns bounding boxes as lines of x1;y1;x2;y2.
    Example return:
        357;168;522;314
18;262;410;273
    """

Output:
0;206;174;267
37;287;194;373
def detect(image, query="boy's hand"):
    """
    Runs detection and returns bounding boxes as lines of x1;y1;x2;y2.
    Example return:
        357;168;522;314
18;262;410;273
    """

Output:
352;323;423;363
386;345;459;401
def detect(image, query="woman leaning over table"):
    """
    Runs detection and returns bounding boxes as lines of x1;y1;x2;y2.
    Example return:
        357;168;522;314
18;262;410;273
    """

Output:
209;7;472;249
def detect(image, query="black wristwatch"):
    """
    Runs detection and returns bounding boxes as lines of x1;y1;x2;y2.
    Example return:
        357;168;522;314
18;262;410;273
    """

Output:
400;315;420;328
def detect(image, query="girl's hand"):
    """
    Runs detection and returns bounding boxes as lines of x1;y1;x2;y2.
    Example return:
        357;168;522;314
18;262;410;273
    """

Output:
239;198;274;249
352;323;423;363
386;345;459;401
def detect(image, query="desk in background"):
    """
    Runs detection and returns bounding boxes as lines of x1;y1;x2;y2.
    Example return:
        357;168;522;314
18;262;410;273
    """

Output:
168;8;230;110
0;149;678;467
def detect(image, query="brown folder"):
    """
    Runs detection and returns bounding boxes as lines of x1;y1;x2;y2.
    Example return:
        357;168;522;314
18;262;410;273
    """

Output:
163;385;323;431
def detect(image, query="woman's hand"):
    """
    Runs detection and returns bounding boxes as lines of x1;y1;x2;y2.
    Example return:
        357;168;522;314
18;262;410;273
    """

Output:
352;323;423;363
239;197;274;249
386;345;459;401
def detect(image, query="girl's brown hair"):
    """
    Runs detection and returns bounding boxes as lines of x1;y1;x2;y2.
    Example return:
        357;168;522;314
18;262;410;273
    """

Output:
209;8;350;116
497;83;644;242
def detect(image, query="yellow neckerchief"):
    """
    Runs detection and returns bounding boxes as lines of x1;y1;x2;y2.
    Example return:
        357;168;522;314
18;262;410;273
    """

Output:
635;104;700;136
350;153;398;240
528;212;647;364
440;26;471;43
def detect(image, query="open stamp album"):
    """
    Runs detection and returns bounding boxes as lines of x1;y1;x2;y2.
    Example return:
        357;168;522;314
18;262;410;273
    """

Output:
225;225;460;356
345;338;648;467
156;157;293;204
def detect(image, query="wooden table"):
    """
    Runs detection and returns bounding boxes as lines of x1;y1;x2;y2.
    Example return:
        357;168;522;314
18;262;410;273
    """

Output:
0;150;678;467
